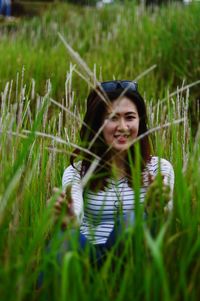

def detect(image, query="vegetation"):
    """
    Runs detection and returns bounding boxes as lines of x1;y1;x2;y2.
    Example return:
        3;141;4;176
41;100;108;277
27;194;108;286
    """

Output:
0;2;200;100
0;2;200;301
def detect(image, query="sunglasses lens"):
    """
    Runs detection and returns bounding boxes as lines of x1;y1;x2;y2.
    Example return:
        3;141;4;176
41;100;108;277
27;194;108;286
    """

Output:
101;82;118;91
100;81;137;92
120;81;137;91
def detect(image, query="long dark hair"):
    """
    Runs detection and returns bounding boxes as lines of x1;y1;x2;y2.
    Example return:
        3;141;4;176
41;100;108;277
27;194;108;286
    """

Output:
70;86;151;191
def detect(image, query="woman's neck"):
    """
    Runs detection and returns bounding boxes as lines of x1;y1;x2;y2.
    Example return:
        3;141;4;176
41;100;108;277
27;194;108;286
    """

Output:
111;152;127;180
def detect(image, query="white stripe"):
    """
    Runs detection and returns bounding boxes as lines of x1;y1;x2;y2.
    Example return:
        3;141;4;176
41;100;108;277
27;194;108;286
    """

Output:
62;156;174;244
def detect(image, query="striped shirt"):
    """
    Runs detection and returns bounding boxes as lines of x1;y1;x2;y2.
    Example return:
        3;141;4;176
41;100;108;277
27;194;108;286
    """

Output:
62;156;174;245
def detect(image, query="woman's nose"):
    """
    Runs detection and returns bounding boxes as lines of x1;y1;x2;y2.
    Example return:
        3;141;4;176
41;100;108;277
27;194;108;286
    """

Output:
117;118;128;131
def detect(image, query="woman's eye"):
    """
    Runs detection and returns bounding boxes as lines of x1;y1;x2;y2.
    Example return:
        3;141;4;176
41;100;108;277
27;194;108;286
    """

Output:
110;115;118;121
126;115;135;120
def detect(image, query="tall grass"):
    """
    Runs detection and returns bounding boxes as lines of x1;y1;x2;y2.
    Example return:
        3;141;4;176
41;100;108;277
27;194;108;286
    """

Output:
0;2;200;301
0;2;200;101
0;62;200;300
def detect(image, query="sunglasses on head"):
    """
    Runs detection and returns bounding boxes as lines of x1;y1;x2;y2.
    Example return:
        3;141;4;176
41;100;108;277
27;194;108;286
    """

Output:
99;80;138;93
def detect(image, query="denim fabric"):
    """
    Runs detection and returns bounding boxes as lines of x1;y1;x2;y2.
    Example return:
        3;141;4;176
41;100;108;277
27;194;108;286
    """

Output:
53;211;145;265
37;211;145;287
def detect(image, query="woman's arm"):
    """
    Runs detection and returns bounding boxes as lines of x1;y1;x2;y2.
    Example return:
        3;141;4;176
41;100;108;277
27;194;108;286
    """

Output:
50;185;77;229
62;163;84;224
144;157;175;215
47;164;84;230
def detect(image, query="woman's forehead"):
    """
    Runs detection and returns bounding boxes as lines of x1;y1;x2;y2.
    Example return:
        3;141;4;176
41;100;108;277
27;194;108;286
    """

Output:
106;97;138;114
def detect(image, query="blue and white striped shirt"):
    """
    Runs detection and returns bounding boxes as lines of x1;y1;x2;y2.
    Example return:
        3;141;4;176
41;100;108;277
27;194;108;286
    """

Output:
62;156;174;245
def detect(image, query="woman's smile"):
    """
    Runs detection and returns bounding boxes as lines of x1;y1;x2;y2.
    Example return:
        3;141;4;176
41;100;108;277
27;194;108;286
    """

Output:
114;134;129;143
102;96;139;152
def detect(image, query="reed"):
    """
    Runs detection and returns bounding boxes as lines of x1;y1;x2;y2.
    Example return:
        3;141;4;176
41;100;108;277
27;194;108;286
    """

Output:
0;2;200;102
0;60;200;300
0;2;200;301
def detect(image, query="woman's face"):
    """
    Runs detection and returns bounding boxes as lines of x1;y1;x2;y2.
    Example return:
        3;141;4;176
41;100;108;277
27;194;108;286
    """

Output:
102;97;139;153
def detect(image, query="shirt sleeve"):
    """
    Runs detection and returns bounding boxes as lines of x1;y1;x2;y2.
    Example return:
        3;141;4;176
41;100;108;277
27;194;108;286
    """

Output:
62;163;84;224
151;157;175;211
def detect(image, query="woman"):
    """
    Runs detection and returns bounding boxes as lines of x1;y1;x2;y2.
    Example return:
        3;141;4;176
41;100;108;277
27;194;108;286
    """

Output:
52;80;174;263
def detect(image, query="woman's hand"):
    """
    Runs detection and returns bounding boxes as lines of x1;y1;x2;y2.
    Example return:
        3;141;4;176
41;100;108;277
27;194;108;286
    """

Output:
47;185;77;230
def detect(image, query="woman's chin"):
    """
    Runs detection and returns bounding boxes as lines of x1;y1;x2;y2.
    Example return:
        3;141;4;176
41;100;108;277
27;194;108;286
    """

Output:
111;143;129;153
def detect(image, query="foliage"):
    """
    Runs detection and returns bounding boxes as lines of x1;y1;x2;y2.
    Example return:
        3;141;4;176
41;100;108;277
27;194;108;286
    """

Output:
0;2;200;101
0;2;200;301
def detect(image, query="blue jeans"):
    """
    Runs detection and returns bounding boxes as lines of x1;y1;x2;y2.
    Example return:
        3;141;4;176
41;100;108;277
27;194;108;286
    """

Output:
54;212;145;259
37;212;144;287
37;225;118;288
49;220;123;267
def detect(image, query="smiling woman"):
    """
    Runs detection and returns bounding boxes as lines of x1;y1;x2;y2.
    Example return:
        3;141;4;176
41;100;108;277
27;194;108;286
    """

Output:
102;96;139;152
49;80;174;266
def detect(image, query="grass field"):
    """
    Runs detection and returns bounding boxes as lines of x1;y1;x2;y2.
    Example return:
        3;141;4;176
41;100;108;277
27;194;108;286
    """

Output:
0;2;200;301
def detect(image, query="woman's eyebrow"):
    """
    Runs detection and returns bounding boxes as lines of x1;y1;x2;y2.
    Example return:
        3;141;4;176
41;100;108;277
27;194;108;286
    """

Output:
105;111;137;117
125;111;138;115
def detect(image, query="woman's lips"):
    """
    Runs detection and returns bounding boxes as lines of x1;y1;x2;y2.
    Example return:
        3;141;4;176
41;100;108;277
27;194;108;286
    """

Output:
114;135;129;143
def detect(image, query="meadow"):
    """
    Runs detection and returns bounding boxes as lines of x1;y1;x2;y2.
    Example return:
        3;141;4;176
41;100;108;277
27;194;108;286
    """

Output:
0;2;200;301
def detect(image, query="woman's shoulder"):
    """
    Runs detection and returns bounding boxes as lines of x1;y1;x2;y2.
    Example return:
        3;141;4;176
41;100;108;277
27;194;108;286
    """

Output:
63;161;82;174
62;161;82;187
147;156;174;171
145;156;174;179
144;157;174;197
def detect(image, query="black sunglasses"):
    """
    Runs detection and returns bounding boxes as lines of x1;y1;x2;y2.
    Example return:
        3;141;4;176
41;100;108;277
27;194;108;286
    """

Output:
99;80;138;93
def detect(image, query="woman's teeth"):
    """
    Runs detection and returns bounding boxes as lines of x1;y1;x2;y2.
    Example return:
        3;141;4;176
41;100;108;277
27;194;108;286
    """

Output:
114;134;129;138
